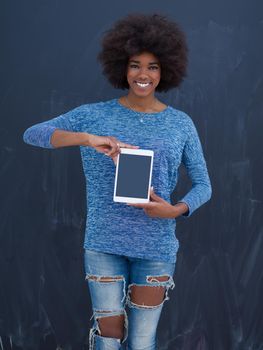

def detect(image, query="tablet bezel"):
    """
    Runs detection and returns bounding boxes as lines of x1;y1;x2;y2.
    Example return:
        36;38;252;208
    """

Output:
113;148;154;203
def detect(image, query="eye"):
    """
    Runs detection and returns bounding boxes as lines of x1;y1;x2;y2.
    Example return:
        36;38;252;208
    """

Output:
129;64;139;69
149;66;159;70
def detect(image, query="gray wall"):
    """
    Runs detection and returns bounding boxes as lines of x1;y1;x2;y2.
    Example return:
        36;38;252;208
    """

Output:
1;0;263;349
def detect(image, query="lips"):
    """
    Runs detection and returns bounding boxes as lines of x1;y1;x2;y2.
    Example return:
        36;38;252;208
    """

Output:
134;81;152;88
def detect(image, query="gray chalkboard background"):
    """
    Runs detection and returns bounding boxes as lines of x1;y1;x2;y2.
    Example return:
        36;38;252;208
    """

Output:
1;0;263;349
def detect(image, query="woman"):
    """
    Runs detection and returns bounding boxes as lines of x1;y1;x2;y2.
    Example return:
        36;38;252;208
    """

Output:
23;13;212;350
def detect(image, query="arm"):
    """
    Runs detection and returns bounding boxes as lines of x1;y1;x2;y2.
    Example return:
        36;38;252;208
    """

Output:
175;118;212;217
126;118;211;219
23;106;85;149
50;129;90;148
23;106;139;158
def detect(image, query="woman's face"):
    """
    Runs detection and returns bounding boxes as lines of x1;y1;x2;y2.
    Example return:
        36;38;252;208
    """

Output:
126;51;161;98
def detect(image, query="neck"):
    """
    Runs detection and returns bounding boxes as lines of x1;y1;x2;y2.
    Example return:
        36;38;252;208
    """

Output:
126;91;157;111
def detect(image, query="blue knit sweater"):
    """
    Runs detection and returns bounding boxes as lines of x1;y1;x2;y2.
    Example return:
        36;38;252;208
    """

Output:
23;98;212;263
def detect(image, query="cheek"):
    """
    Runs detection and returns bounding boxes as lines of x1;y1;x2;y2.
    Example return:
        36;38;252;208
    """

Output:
151;69;161;82
127;76;133;87
127;71;136;81
153;74;161;85
126;73;133;84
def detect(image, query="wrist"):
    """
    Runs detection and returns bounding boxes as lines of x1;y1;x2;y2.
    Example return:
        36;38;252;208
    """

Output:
172;202;189;218
79;132;92;146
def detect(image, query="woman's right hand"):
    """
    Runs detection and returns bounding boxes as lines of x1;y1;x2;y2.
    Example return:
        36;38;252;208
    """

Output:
86;134;139;165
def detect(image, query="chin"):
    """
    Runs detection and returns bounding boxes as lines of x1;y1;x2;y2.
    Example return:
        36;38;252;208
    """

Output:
129;86;156;97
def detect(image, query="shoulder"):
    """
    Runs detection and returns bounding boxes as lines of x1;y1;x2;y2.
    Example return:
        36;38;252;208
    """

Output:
61;99;116;119
82;99;115;110
69;99;111;112
77;99;117;115
167;106;196;129
83;99;116;109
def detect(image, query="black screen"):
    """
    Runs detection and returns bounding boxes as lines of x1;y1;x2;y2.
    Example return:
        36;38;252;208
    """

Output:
116;154;152;199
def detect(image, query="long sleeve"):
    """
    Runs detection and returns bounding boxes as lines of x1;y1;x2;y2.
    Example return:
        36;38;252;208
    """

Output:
178;118;212;217
23;106;83;149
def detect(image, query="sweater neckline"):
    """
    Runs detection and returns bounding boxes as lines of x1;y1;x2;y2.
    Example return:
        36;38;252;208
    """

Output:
114;98;170;116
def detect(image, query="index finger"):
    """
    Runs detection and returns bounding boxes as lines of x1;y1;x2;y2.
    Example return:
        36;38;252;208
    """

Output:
119;142;140;149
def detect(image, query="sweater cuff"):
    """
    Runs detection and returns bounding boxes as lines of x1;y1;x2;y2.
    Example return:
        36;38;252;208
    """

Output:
177;200;192;218
23;125;57;149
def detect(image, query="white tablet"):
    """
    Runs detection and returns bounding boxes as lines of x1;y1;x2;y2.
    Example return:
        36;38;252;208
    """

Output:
113;148;154;203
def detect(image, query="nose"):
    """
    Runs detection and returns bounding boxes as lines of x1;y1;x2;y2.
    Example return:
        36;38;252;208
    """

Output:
136;68;150;80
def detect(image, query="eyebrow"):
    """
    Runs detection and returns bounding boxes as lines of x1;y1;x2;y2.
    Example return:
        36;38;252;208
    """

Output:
129;60;159;65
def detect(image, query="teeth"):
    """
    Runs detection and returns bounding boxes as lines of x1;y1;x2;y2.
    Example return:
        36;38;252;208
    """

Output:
136;82;150;87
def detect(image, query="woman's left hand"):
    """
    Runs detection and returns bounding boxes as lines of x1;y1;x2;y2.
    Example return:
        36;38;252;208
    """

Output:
126;188;178;219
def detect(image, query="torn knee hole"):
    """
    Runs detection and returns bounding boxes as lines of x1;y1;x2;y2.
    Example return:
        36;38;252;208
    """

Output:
129;284;167;307
95;310;113;313
86;275;123;282
147;275;170;283
97;314;125;340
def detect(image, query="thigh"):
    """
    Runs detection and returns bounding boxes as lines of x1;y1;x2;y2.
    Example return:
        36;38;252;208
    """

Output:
84;249;129;311
127;258;176;348
128;258;176;304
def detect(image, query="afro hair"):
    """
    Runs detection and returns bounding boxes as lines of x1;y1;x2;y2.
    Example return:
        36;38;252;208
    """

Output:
97;13;188;92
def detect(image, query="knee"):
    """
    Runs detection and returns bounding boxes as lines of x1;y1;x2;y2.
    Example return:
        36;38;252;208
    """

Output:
129;275;174;308
98;314;125;340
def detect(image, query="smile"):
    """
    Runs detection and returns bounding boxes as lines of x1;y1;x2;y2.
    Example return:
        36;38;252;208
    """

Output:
135;82;152;88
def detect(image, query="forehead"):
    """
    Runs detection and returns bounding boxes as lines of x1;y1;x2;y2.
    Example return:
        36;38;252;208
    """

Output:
128;51;159;64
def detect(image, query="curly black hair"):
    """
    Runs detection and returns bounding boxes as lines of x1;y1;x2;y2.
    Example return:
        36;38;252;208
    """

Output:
97;13;188;92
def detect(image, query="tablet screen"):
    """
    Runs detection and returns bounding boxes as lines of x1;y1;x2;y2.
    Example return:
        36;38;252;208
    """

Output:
116;153;152;199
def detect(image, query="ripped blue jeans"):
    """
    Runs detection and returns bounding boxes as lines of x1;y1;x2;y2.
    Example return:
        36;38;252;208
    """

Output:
84;249;176;349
